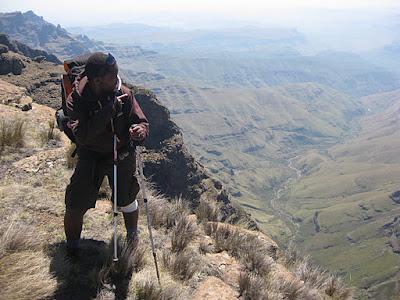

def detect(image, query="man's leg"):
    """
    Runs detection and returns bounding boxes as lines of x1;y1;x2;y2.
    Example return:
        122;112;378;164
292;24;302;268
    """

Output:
123;208;139;235
64;208;88;248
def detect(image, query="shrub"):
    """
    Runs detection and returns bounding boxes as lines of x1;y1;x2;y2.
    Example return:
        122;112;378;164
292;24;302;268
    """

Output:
196;198;220;223
0;119;25;152
171;215;197;252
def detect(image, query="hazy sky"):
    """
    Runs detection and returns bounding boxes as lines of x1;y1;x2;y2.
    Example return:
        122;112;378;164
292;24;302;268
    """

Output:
1;0;399;28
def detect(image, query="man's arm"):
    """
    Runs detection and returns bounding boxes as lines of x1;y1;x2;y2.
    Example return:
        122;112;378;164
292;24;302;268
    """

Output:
128;92;149;142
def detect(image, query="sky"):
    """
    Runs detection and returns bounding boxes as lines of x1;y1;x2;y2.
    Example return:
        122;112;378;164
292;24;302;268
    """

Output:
1;0;399;28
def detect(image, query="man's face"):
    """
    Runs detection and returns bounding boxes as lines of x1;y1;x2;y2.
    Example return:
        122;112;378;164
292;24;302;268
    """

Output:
98;64;119;94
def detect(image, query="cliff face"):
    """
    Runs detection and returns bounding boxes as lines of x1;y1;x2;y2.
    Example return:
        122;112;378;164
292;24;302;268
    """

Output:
0;11;104;59
0;34;257;229
0;33;60;64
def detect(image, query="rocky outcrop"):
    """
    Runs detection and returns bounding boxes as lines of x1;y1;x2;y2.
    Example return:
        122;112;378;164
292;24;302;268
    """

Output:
0;33;60;64
0;51;25;75
390;190;400;204
128;84;258;229
0;11;104;60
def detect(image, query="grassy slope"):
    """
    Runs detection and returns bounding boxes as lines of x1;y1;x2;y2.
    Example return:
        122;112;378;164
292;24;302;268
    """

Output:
283;89;400;299
0;82;350;299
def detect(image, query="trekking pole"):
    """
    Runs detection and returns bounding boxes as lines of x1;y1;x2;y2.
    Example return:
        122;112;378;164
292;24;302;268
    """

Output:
136;146;161;285
113;133;118;262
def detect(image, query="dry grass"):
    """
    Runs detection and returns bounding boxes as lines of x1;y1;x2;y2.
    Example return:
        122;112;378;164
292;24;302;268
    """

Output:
0;251;57;300
132;268;185;300
199;240;214;254
238;271;280;300
162;249;202;281
282;243;353;299
204;222;242;255
0;223;56;300
39;119;60;146
0;223;42;259
324;275;353;299
100;236;146;287
204;222;274;276
171;215;197;252
146;195;190;229
0;119;25;152
196;198;220;223
281;241;302;267
276;277;306;300
65;143;78;169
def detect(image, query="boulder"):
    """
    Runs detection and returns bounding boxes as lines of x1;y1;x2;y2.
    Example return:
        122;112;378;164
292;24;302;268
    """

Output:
0;52;25;75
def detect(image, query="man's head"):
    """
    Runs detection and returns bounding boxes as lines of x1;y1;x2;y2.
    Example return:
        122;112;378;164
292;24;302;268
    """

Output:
85;52;119;94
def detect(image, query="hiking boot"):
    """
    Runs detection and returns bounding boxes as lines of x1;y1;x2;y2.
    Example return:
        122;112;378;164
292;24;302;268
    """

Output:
126;232;139;249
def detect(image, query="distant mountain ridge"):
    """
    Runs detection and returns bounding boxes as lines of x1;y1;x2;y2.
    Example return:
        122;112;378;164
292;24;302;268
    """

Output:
0;10;104;59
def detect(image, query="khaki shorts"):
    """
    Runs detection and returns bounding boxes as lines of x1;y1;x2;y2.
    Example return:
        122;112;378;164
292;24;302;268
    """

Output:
65;147;139;210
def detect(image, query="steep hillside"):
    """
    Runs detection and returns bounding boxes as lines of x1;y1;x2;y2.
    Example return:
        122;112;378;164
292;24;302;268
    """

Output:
0;34;256;227
0;10;106;60
0;34;352;300
120;77;364;237
281;89;400;299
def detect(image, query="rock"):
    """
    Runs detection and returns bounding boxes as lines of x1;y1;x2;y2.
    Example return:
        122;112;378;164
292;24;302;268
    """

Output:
0;79;26;105
19;95;33;111
33;55;46;63
217;190;230;204
0;44;9;53
390;191;400;204
191;276;238;300
0;52;25;75
213;180;222;190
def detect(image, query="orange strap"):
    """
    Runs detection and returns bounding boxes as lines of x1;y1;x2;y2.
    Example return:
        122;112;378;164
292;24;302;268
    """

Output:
62;74;73;100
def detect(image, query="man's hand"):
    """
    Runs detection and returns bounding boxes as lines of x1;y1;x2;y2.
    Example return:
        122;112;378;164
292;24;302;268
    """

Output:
114;93;128;113
129;124;146;141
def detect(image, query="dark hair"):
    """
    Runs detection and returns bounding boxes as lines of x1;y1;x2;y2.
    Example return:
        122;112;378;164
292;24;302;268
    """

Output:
85;52;117;80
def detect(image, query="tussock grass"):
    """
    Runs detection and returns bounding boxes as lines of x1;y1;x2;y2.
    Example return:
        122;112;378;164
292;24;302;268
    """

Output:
282;243;353;299
204;222;275;276
0;251;57;300
324;275;353;299
276;277;305;300
199;240;214;254
196;198;220;223
147;195;190;229
239;271;280;300
132;268;184;300
281;241;301;268
0;223;42;258
100;236;146;288
0;119;25;152
162;249;202;281
171;215;197;252
0;223;56;299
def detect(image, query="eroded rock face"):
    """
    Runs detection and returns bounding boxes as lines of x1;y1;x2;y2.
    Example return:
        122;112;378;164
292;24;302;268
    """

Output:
0;33;60;64
0;52;25;75
0;79;33;111
129;85;258;229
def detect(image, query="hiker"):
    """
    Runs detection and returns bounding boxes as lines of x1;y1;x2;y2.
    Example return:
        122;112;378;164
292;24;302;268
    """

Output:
63;52;149;253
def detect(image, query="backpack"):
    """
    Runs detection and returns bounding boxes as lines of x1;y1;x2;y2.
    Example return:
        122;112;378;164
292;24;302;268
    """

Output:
55;53;92;143
55;53;123;144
